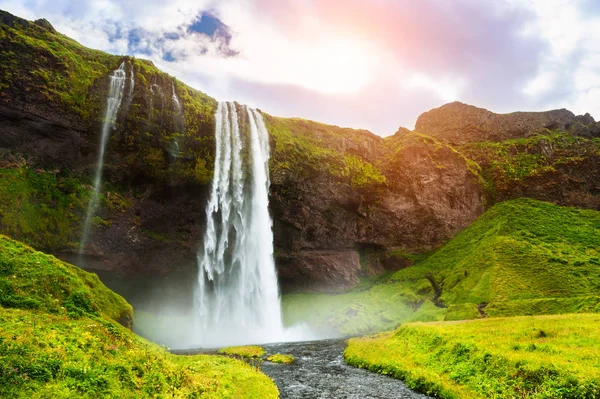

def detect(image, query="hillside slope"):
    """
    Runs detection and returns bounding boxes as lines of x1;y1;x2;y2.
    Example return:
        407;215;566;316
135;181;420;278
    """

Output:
283;198;600;335
0;235;278;398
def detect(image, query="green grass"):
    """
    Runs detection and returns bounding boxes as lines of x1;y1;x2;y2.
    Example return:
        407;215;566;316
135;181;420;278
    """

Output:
0;235;279;398
0;308;278;399
0;235;131;325
345;314;600;398
266;354;294;364
218;346;266;359
282;198;600;336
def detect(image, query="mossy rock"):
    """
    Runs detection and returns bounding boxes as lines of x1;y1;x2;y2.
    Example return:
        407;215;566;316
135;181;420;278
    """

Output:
266;354;295;364
218;345;266;359
0;234;132;327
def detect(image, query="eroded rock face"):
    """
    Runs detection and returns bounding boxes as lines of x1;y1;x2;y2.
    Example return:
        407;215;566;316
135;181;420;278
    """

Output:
269;131;486;291
415;102;577;144
276;250;361;292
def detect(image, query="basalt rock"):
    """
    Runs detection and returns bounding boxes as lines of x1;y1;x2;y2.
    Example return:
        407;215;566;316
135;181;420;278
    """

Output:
276;251;361;293
415;101;576;144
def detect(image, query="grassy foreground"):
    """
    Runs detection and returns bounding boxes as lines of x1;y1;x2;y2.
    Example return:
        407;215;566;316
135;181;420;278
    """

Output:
283;198;600;336
0;235;278;398
345;314;600;398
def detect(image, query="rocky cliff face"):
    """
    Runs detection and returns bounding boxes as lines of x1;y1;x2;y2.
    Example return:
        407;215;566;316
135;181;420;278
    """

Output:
1;10;598;295
416;102;599;144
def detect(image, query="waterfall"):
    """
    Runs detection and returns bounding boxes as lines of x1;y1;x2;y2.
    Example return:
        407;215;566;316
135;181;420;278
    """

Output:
195;101;284;346
172;82;182;114
169;81;184;158
128;63;135;100
79;62;127;252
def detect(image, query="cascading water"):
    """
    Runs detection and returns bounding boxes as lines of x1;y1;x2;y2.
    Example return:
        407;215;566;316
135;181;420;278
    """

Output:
79;62;127;252
195;102;286;346
172;82;182;113
169;82;183;157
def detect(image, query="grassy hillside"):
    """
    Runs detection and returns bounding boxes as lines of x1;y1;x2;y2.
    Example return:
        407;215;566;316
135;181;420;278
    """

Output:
0;235;132;325
0;235;278;398
345;314;600;398
282;198;600;335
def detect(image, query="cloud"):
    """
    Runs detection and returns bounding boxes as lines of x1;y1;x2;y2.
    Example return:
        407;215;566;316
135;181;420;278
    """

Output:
0;0;598;134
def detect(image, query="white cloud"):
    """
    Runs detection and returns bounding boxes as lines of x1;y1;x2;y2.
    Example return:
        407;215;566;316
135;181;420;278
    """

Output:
404;73;468;103
1;0;599;133
511;0;600;116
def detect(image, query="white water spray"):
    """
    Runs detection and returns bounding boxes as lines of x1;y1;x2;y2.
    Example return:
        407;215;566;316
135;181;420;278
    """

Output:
79;62;127;251
194;102;309;346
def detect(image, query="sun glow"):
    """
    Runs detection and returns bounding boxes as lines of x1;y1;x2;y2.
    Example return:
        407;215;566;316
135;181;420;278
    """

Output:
290;38;377;94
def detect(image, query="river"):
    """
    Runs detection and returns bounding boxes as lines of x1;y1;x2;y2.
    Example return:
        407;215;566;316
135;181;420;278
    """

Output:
260;339;431;399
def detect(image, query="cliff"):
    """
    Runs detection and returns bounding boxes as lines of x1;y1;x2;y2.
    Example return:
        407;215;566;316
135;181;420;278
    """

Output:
1;10;598;295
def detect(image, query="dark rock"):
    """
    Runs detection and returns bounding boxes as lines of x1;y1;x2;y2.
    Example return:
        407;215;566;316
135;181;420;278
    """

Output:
538;139;554;158
575;113;596;126
415;101;576;143
570;122;593;138
0;105;86;168
33;18;56;33
276;250;361;292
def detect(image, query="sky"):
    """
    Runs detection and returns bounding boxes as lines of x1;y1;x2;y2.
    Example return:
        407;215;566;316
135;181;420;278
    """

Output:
2;0;599;136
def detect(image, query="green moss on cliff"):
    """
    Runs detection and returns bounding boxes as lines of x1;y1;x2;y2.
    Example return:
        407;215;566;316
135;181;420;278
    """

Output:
0;166;88;251
264;115;386;190
0;10;218;188
0;12;115;120
461;131;600;199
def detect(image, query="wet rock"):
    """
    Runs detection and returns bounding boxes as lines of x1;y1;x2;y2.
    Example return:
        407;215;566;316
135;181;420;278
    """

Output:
276;251;361;292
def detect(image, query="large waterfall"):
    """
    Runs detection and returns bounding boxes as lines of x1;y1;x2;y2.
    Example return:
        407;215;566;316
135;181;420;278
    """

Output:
79;62;127;251
195;102;285;346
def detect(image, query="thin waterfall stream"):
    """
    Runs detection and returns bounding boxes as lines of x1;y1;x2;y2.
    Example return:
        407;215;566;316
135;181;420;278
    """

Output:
79;62;127;252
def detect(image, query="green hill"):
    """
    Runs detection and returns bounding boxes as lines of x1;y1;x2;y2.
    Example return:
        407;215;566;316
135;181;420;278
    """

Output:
0;235;278;398
283;198;600;335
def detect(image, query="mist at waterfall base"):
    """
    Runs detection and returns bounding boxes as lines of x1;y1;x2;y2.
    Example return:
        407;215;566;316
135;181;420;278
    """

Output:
73;88;320;348
126;103;319;349
191;102;314;347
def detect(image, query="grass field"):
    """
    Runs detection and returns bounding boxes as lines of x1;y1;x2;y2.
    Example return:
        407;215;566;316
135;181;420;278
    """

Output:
345;314;600;398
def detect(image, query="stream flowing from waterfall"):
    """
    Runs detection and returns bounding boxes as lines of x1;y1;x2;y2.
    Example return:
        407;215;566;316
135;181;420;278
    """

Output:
194;102;309;347
79;62;127;252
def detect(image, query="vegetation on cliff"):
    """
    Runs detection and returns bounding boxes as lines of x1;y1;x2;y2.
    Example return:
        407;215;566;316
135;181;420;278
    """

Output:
264;115;386;191
345;314;600;398
0;166;88;251
282;198;600;335
0;10;219;253
0;235;278;398
461;131;600;201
